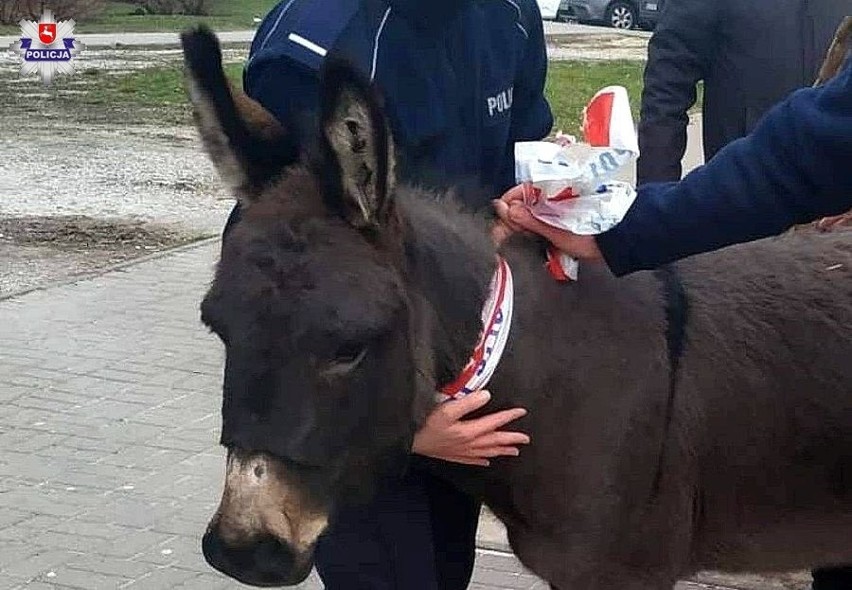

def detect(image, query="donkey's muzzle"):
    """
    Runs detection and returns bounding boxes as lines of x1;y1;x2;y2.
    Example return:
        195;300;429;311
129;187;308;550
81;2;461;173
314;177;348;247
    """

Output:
202;527;313;587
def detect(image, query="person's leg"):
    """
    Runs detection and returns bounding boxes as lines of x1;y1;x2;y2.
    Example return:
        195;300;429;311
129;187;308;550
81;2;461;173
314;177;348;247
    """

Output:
314;468;441;590
812;566;852;590
423;471;482;590
222;202;242;243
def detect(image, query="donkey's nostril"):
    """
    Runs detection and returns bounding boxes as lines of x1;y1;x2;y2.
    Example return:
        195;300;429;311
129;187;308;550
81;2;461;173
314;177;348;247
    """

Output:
254;465;265;478
202;528;311;587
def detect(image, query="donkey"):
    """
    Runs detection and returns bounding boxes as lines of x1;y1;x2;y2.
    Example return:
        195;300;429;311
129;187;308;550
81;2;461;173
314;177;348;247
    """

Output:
815;16;851;86
181;27;852;589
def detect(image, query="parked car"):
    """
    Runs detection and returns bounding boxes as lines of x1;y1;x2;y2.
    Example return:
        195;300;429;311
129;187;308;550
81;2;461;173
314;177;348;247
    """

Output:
557;0;664;30
538;0;562;20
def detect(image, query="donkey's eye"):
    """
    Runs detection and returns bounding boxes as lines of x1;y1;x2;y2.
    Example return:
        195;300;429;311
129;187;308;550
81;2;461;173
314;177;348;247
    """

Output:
335;343;367;365
321;344;368;378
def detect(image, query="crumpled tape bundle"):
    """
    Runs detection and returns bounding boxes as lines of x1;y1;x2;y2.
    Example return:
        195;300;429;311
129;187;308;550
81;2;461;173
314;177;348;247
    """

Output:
515;85;640;281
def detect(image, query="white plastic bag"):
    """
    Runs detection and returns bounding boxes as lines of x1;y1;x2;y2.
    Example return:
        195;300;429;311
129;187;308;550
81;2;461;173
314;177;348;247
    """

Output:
514;86;640;281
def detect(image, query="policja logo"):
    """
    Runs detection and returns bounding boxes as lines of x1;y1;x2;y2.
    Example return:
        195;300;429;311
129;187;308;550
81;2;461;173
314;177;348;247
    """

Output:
8;9;85;85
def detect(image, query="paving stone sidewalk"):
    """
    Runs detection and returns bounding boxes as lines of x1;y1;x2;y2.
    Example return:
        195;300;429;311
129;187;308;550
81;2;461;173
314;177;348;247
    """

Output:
0;239;790;590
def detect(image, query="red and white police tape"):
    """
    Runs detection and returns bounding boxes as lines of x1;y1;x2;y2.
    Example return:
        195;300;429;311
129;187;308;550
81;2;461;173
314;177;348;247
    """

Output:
437;257;514;402
515;85;640;281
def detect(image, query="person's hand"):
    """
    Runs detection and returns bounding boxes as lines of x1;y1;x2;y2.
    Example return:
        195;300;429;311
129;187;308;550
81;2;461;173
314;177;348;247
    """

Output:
491;185;605;263
491;185;530;246
815;212;852;232
412;390;530;467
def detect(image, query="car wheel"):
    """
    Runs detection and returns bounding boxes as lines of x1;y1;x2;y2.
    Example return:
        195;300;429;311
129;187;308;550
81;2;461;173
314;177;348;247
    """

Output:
606;1;636;29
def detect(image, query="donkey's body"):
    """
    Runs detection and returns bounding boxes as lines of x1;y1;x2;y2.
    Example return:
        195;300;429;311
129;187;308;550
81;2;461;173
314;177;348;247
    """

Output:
400;190;852;588
182;27;852;589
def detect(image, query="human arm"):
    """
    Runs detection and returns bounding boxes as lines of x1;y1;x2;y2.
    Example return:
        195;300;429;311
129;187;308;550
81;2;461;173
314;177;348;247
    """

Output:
495;60;852;274
599;58;852;275
636;0;718;184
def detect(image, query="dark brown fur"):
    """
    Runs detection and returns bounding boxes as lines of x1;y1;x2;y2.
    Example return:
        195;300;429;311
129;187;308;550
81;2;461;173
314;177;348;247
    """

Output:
182;26;852;589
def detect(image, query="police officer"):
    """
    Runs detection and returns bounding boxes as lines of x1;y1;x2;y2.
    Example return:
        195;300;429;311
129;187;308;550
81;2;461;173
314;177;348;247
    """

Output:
636;0;852;187
222;0;554;588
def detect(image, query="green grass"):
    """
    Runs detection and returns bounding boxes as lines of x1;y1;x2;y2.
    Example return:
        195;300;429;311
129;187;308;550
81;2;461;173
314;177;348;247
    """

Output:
57;61;245;125
0;0;278;34
48;58;703;133
101;61;243;105
72;60;642;132
545;60;644;137
546;61;704;136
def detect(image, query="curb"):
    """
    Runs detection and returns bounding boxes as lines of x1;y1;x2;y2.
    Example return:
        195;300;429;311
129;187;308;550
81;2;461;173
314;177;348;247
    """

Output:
0;235;220;303
476;538;513;553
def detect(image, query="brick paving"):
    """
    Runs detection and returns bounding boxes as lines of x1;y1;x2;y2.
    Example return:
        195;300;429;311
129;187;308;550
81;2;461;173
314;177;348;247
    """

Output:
0;239;795;590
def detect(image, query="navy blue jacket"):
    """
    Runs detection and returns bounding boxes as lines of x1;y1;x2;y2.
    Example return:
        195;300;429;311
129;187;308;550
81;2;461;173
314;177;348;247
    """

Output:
242;0;553;206
598;57;852;276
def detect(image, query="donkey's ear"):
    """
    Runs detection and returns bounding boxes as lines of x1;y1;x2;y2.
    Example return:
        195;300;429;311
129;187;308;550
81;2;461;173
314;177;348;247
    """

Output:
319;58;397;229
815;16;852;85
180;26;299;202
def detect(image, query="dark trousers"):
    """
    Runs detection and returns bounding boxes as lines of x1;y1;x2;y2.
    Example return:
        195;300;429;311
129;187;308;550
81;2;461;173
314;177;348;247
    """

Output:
223;202;242;241
314;463;481;590
812;566;852;590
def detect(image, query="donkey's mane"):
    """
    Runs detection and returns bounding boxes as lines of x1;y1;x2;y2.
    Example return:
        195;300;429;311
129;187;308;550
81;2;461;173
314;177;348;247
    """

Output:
394;183;499;387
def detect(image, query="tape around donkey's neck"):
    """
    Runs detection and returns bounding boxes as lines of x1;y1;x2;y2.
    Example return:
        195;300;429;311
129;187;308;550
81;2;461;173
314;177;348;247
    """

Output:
436;256;514;402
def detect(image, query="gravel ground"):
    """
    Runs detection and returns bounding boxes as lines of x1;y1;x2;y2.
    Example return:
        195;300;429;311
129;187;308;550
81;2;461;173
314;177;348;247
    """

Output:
0;45;246;296
547;32;649;61
0;216;209;295
0;118;233;296
0;30;650;297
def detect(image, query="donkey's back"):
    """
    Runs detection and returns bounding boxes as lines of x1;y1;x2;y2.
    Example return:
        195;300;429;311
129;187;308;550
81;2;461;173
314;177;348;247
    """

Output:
431;223;852;588
671;227;852;573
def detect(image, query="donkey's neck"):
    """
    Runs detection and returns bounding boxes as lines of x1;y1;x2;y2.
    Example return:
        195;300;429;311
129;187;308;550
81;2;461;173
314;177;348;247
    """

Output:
397;190;497;388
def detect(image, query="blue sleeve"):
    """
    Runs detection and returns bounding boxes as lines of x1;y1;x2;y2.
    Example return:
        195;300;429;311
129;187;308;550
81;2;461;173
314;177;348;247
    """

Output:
243;57;320;139
241;0;324;135
498;1;553;192
597;59;852;276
